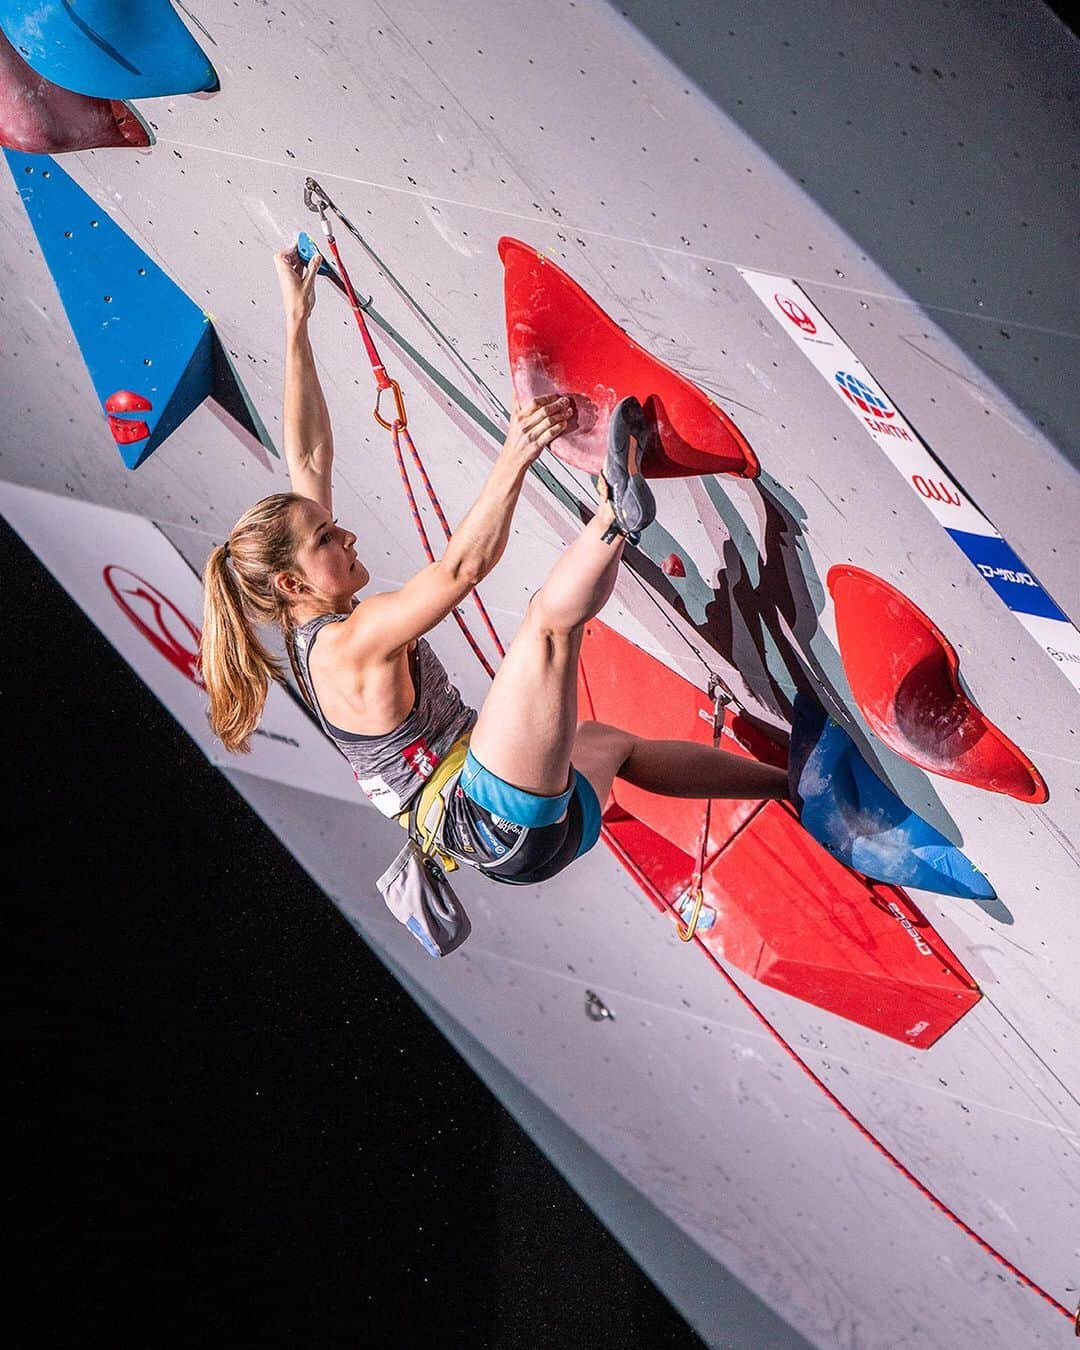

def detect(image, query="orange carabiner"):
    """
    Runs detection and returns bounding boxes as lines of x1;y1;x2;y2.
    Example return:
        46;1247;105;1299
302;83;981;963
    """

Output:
374;377;408;431
676;887;704;942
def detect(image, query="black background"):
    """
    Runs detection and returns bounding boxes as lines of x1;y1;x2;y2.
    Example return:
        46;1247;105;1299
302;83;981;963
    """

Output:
8;517;705;1349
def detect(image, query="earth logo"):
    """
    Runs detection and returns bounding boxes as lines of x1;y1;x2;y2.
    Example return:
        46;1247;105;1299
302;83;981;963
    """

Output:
834;370;894;419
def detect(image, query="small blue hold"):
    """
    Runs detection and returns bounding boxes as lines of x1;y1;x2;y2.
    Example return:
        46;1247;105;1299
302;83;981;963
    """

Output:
297;232;335;277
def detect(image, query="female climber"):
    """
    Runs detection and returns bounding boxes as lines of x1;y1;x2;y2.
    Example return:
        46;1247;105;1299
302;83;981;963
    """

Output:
199;243;788;886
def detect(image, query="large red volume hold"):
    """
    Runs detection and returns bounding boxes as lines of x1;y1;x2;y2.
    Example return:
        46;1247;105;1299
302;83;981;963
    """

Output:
828;565;1048;803
499;237;759;480
0;31;151;155
578;620;981;1048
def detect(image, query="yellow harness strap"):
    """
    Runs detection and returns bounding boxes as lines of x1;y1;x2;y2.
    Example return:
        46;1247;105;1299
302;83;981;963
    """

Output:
395;734;471;872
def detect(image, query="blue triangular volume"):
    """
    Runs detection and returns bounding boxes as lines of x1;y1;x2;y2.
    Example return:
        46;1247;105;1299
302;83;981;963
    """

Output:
0;0;218;100
5;150;247;468
788;692;996;901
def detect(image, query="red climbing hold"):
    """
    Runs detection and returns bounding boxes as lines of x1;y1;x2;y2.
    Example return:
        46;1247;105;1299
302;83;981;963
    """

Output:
105;389;152;445
499;237;759;480
107;416;151;445
105;390;153;414
661;552;686;577
578;619;981;1048
0;31;151;155
828;565;1048;804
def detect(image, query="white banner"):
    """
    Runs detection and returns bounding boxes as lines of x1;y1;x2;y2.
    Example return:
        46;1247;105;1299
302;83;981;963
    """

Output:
1;482;361;801
739;270;1080;691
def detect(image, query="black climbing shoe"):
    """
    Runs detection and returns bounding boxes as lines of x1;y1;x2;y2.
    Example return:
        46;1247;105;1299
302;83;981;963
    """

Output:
599;395;657;545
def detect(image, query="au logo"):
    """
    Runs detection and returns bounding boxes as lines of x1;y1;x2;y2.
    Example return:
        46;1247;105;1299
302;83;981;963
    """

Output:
103;566;203;686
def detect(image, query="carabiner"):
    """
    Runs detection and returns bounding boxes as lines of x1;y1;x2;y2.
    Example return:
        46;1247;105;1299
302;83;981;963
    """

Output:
676;887;705;942
374;378;408;431
303;177;334;218
708;672;734;714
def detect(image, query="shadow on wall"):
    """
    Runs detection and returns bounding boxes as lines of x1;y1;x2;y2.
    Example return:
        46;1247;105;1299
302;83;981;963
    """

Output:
629;472;825;729
628;469;982;857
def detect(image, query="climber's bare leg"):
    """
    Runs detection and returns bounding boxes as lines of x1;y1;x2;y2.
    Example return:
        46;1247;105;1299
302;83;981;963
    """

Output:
572;720;789;814
468;504;624;798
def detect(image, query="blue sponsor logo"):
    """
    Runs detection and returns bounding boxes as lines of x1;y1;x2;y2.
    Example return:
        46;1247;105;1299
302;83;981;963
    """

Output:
474;817;507;857
835;370;894;419
946;529;1067;621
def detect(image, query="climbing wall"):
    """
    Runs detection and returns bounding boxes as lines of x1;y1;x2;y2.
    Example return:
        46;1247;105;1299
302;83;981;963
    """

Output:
1;2;1077;1347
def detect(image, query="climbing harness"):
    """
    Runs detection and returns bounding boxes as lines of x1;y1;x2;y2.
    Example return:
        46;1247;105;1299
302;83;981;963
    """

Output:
394;732;472;872
676;673;732;941
303;177;505;678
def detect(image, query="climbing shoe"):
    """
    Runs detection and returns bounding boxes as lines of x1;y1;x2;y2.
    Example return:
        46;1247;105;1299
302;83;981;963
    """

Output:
598;395;657;545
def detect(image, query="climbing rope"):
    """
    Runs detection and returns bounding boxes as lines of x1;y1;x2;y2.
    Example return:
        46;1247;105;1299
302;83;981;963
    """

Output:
301;180;740;698
303;178;504;678
613;835;1072;1322
304;179;509;424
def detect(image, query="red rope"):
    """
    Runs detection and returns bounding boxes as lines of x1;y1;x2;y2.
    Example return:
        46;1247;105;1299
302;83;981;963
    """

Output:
394;422;505;660
603;828;1072;1323
315;212;505;674
323;234;391;388
389;422;498;679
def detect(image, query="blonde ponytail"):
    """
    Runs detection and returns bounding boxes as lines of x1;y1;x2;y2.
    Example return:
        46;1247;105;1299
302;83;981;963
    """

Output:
200;493;304;754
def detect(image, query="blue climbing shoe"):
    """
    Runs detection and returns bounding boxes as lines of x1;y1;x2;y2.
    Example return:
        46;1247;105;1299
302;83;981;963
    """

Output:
599;396;656;545
788;692;996;901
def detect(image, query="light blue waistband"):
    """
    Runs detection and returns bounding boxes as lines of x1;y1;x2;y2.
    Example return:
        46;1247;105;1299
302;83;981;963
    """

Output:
461;749;576;828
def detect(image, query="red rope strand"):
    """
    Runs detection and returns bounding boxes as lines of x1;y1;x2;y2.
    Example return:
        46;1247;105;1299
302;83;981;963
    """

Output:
316;214;505;675
394;422;505;660
604;829;1072;1323
389;422;498;679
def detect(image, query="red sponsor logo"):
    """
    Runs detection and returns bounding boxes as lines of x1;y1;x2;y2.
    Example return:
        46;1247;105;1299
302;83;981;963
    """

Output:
775;293;817;334
912;475;962;507
402;737;440;779
103;566;203;686
867;419;911;440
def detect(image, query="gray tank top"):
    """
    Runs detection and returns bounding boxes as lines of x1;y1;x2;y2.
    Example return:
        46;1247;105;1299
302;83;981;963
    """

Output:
292;613;477;818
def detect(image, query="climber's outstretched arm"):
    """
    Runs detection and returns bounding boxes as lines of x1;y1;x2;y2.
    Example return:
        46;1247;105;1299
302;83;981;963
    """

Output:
276;244;334;511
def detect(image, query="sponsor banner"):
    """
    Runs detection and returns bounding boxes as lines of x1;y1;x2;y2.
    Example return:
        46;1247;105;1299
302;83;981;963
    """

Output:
1;482;360;801
739;270;1080;689
944;530;1068;622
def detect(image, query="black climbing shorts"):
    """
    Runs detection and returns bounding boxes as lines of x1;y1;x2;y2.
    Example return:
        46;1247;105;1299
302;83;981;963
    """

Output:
439;747;602;886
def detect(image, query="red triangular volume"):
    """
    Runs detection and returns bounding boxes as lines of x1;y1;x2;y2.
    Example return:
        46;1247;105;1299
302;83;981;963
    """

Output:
499;237;759;480
578;620;981;1048
827;566;1048;804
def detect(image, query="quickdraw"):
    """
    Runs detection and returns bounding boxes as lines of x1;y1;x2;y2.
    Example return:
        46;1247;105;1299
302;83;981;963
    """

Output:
303;178;508;424
676;673;733;941
303;177;505;678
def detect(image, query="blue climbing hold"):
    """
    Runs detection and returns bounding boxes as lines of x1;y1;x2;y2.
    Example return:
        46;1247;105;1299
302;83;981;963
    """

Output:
297;231;335;277
0;0;218;100
5;150;274;468
788;692;996;901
